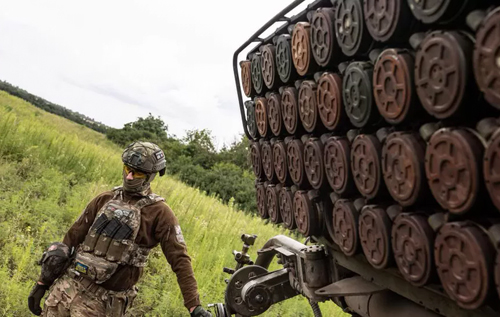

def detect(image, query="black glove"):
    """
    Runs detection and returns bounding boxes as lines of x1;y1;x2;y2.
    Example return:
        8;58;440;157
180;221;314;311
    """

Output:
28;283;49;316
191;305;212;317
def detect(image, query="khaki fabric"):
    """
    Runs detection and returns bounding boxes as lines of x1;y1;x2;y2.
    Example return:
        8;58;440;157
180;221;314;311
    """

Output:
42;276;107;317
61;189;200;309
122;141;166;174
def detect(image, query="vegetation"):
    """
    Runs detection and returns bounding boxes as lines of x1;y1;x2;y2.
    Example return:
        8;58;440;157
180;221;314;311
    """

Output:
0;80;108;134
0;78;257;214
107;114;257;213
0;91;346;316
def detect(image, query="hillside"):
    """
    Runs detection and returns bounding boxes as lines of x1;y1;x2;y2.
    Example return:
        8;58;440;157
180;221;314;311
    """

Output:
0;80;109;134
0;91;345;316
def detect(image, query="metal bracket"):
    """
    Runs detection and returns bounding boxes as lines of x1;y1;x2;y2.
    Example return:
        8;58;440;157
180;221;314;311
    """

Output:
274;246;295;257
315;276;385;297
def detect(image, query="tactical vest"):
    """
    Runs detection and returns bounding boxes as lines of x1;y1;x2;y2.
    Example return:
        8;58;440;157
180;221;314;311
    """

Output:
73;187;164;284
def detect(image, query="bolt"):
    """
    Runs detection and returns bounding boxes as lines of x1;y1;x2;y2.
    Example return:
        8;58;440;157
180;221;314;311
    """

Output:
235;280;243;289
255;295;264;303
345;18;351;29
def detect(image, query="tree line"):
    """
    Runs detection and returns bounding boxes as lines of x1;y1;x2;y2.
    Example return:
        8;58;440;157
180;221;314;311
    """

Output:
0;80;108;134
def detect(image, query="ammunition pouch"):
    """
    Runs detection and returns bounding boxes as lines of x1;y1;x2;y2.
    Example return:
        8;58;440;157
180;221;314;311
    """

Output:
106;238;132;262
38;242;73;286
74;252;119;284
106;287;138;317
73;243;150;284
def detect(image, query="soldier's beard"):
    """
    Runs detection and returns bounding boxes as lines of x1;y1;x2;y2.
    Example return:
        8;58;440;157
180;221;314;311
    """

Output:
122;171;155;195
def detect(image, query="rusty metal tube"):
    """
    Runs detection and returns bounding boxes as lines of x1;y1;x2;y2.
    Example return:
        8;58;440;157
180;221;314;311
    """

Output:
344;291;442;317
255;235;306;269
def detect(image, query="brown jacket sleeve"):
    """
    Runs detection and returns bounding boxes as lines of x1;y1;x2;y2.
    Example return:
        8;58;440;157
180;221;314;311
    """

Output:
155;203;201;310
63;191;113;249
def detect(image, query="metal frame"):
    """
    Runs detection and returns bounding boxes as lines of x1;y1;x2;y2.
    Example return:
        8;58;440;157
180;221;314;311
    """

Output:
231;2;500;316
232;0;330;139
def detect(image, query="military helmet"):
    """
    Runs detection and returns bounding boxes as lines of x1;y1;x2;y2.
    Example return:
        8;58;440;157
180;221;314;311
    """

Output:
122;141;166;176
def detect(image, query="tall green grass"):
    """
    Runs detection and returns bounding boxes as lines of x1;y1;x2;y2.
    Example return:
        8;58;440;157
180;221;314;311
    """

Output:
0;91;346;316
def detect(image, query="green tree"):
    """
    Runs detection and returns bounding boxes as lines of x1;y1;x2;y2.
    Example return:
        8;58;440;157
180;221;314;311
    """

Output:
182;129;217;169
126;114;168;140
106;113;168;146
162;138;185;165
219;135;251;171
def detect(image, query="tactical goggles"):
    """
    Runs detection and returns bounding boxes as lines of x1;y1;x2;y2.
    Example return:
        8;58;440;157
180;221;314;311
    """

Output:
123;165;147;179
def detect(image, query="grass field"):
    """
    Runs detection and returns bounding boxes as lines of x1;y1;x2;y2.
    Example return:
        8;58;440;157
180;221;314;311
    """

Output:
0;91;347;316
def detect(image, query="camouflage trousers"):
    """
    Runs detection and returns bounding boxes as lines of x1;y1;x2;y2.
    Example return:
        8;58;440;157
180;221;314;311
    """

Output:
41;274;137;317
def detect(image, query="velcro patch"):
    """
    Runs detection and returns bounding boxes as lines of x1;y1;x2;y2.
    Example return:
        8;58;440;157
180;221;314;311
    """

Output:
154;151;165;160
174;225;185;244
114;208;131;218
75;262;89;275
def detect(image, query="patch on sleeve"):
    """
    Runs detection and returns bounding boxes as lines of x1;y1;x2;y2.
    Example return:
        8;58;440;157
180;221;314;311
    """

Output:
174;225;185;244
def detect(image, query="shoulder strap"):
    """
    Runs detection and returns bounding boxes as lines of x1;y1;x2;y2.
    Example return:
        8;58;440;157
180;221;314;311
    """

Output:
135;194;165;209
112;186;123;200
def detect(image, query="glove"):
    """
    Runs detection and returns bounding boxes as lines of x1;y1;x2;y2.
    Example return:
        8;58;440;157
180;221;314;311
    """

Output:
28;283;49;316
190;305;213;317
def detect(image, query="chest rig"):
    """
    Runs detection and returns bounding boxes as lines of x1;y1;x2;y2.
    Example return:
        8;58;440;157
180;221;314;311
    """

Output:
73;187;164;284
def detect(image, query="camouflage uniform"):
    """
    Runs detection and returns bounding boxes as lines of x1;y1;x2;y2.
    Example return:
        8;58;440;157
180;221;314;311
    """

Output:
42;275;107;317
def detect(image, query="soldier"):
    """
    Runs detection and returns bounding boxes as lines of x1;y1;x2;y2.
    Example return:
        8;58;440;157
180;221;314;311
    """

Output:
28;141;212;317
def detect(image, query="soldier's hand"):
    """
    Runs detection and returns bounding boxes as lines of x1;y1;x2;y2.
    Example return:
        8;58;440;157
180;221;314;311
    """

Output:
190;305;213;317
28;282;49;315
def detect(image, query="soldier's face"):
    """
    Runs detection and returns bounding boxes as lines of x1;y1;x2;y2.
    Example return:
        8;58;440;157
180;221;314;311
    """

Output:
122;169;147;193
122;164;154;194
123;165;147;179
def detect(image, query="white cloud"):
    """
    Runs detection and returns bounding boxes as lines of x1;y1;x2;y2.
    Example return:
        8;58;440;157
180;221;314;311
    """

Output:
0;0;310;148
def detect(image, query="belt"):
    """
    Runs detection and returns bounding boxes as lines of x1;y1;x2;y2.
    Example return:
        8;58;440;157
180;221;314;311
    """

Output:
68;270;110;299
66;270;139;317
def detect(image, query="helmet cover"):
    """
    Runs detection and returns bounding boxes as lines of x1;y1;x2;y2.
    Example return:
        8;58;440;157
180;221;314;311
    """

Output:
122;141;166;175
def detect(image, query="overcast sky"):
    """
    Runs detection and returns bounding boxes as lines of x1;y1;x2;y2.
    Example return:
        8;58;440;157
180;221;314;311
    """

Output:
0;0;316;148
